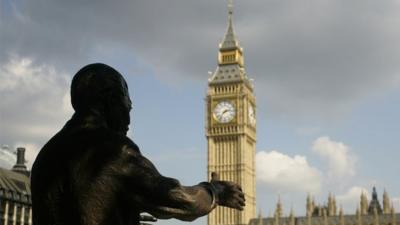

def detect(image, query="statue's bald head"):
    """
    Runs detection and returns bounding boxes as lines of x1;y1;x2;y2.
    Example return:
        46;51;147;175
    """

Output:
71;63;132;134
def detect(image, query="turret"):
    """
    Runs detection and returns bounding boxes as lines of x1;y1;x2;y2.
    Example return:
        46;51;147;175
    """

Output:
328;193;337;216
306;193;313;217
360;192;368;215
333;196;337;216
275;195;283;218
383;189;390;214
368;187;383;215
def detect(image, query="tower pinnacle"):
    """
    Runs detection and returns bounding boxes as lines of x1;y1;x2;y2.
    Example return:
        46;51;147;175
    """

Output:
228;0;233;15
220;0;241;51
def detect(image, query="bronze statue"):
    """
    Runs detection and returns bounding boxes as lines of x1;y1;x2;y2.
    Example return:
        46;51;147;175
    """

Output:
31;63;245;225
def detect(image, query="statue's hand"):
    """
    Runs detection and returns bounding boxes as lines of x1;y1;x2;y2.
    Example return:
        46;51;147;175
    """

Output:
210;173;245;210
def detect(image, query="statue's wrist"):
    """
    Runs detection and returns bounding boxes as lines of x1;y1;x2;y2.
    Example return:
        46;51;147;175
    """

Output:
199;182;218;208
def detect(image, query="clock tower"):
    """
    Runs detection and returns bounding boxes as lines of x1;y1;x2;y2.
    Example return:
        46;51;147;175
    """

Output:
206;2;256;225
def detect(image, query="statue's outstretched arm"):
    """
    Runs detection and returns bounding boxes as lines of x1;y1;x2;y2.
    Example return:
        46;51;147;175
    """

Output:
113;143;244;221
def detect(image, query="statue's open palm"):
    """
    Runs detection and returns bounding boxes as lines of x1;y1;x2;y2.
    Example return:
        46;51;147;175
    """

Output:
210;173;245;210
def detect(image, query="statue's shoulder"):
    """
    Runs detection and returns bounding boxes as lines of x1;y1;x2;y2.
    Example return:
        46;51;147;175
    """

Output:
120;135;141;154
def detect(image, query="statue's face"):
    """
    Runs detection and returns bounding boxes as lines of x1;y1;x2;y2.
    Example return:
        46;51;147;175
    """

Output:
121;82;133;134
111;79;132;135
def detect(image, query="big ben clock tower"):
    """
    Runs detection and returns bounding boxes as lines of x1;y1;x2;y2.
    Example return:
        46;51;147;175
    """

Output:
206;2;256;225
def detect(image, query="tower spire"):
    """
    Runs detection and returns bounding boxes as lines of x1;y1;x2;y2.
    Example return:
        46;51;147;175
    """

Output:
220;0;240;51
210;0;249;84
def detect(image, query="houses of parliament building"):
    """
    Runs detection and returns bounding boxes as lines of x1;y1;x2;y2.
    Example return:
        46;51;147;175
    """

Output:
249;188;400;225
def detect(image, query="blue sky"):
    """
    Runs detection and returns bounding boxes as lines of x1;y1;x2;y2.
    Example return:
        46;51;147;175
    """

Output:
1;1;400;225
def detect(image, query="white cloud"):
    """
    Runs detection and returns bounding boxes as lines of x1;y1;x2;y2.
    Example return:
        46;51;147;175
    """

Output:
0;146;17;169
0;55;73;168
312;136;356;179
256;150;322;193
336;186;369;213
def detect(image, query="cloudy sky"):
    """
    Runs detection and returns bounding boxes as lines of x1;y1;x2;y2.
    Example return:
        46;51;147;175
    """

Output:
1;0;400;224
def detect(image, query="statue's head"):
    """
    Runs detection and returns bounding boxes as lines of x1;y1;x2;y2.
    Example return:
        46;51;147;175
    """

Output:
71;63;132;134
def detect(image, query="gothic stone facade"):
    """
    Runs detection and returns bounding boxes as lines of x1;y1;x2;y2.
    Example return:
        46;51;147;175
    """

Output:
0;147;32;225
250;213;400;225
249;188;399;225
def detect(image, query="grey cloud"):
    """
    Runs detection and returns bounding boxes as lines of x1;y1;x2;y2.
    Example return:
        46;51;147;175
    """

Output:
2;0;400;119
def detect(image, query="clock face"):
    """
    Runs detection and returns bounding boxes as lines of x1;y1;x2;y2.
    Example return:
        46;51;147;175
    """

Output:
248;104;256;126
213;101;236;123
